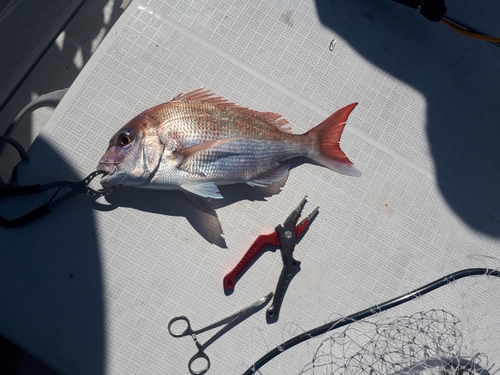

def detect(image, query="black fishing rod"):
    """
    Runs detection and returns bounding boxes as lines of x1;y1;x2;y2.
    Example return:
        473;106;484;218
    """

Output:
243;268;500;374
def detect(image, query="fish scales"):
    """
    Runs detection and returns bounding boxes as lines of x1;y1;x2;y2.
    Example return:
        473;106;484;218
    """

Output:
97;89;361;200
153;101;307;183
155;109;303;184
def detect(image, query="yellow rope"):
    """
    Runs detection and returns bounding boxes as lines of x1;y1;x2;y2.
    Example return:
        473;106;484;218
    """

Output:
441;18;500;42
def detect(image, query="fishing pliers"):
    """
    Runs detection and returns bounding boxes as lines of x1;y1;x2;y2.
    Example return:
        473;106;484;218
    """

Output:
223;196;318;322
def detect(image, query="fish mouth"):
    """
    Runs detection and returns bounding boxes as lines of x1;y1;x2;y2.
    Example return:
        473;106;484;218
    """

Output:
96;163;116;175
96;163;117;186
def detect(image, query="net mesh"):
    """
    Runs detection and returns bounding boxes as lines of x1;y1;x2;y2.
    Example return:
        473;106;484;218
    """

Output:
298;309;497;375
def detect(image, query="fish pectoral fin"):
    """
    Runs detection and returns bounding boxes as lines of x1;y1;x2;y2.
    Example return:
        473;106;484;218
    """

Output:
176;137;249;176
178;150;247;176
180;182;224;199
246;163;290;187
177;137;245;164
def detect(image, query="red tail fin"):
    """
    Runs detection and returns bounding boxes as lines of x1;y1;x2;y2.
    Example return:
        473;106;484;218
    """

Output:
305;103;361;176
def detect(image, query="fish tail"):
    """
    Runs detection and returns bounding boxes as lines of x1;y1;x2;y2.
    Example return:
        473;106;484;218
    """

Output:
305;103;361;176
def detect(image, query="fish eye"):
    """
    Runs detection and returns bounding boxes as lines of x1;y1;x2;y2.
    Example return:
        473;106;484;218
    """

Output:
118;133;132;146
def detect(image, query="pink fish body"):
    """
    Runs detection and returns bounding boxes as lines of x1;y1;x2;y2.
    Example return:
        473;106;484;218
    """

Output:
97;89;361;199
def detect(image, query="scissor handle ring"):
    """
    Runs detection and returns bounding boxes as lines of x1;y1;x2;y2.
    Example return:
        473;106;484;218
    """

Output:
188;350;210;375
168;316;192;337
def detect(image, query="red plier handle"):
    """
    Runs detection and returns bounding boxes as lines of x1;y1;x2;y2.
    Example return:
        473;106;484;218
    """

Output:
223;231;279;290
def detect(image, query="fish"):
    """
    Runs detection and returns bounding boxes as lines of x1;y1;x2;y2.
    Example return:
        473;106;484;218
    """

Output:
96;88;361;199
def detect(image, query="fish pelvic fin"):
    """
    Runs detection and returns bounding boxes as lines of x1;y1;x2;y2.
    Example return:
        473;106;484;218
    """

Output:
180;182;223;199
305;103;361;177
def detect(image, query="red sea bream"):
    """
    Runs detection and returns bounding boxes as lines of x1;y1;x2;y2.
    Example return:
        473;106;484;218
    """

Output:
97;89;361;199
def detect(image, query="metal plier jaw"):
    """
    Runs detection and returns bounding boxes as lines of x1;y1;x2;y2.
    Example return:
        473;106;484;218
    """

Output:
0;171;113;228
223;196;319;322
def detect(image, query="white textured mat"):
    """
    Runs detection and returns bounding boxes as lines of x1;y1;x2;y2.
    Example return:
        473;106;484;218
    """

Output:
1;0;500;374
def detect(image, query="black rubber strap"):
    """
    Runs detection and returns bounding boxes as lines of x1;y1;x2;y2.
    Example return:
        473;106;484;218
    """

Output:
0;203;51;228
0;184;43;197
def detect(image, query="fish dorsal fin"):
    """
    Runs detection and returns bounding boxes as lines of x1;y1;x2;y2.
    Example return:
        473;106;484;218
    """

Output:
172;88;292;134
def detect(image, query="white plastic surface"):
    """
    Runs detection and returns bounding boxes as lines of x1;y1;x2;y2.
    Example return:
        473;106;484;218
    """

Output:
1;0;500;374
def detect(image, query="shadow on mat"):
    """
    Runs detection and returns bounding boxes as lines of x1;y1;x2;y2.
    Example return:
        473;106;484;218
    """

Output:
315;0;500;236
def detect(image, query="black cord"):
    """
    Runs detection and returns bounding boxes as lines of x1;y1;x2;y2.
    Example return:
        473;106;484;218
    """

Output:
441;15;500;48
0;135;29;188
393;0;447;22
0;136;29;162
392;0;500;47
242;268;500;375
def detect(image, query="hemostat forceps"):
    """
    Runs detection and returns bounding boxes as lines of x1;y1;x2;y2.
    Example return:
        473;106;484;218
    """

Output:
168;293;272;375
223;196;318;322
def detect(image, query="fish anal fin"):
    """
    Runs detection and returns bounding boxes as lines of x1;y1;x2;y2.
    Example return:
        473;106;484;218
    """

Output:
181;182;223;199
172;89;292;133
247;163;289;187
